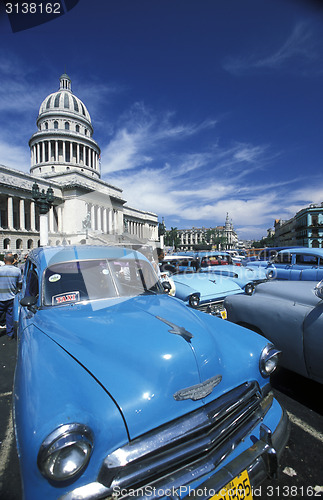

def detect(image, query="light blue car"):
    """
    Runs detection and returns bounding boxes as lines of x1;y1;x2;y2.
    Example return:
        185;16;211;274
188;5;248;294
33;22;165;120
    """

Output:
266;247;323;280
13;246;289;500
164;271;245;318
225;279;323;384
247;247;323;280
199;264;268;292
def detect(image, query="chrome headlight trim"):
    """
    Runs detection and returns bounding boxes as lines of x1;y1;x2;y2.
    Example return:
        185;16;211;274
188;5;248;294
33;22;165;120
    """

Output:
189;293;200;308
244;283;255;295
259;344;281;377
37;423;93;483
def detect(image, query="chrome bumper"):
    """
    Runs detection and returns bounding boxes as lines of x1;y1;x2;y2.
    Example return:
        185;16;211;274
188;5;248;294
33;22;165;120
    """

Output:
60;403;289;500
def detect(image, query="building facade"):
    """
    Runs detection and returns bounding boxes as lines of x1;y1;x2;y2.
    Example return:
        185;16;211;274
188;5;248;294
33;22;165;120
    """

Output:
272;203;323;248
0;74;159;253
175;213;238;251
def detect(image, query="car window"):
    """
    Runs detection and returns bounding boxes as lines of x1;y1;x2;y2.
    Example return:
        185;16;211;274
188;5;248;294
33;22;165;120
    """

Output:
273;252;292;264
295;254;318;266
43;258;162;306
24;264;39;298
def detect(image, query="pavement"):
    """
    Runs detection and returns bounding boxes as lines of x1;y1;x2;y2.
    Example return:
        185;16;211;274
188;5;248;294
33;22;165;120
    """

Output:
0;331;22;500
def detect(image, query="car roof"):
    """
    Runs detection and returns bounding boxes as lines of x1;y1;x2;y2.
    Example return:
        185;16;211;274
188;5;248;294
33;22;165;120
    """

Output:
278;247;323;256
28;245;149;270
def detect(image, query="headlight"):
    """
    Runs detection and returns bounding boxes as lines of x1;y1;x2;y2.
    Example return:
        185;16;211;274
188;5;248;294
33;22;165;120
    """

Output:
244;283;255;295
189;293;200;308
259;344;281;377
37;423;93;482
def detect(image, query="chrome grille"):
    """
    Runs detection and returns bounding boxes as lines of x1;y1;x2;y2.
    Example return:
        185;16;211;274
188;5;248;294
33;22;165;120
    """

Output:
98;382;272;497
197;299;225;315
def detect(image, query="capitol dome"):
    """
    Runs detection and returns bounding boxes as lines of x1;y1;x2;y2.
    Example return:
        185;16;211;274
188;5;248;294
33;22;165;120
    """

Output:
38;73;92;125
29;74;101;180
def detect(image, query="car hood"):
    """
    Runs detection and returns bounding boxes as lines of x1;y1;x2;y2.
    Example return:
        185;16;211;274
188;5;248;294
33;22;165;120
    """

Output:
254;280;322;307
200;265;267;280
34;294;227;439
172;272;243;300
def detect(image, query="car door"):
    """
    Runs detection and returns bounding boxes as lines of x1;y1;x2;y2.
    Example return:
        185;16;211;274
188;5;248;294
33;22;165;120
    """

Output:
18;261;40;334
303;301;323;383
296;254;319;281
271;251;293;279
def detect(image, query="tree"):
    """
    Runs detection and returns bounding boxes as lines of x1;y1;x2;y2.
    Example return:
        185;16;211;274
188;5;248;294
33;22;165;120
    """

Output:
165;227;180;249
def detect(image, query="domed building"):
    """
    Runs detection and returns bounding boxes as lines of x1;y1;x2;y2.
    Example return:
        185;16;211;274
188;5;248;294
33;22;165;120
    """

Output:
0;75;159;253
30;74;101;180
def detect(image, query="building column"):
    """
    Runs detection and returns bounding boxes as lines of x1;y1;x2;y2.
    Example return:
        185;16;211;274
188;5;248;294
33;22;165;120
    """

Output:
36;143;40;164
57;206;63;232
48;141;52;162
30;201;36;231
77;143;80;164
7;196;14;229
49;206;55;233
91;205;95;229
70;142;73;163
97;207;102;231
63;141;66;162
19;199;25;230
55;141;58;162
42;142;45;163
108;209;113;233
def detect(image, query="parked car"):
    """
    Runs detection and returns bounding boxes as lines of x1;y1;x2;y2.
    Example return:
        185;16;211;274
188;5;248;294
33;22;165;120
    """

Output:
246;247;323;281
224;279;323;384
13;245;289;500
266;247;323;281
197;251;234;267
199;264;268;292
160;255;198;273
164;271;245;318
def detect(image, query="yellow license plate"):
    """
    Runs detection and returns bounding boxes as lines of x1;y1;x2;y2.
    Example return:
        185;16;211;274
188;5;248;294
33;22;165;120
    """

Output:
220;309;227;320
210;470;252;500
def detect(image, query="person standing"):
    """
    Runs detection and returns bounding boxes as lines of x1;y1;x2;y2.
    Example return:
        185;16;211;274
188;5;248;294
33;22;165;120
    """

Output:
0;253;22;340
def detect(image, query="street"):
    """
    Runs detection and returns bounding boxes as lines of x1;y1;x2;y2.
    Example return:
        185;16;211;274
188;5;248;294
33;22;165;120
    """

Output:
0;333;322;500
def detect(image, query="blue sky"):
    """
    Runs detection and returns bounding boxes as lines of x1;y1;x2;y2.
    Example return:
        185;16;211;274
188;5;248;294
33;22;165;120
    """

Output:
0;0;323;240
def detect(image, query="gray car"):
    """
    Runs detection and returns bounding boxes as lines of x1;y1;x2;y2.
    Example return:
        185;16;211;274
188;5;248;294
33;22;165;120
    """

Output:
224;280;323;384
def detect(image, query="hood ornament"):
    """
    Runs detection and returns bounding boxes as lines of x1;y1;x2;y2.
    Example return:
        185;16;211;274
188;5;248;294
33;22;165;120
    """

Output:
156;316;193;343
174;375;222;401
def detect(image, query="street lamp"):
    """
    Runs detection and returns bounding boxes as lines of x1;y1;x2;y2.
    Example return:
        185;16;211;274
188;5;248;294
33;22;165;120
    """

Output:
32;183;54;246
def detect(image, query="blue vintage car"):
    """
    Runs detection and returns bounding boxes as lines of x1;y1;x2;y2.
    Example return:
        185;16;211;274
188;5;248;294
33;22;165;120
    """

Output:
246;247;323;281
168;271;244;318
13;246;289;500
266;247;323;280
199;264;268;292
224;279;323;384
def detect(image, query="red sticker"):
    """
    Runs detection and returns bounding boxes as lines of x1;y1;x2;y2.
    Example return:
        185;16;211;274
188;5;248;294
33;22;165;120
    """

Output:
52;291;80;305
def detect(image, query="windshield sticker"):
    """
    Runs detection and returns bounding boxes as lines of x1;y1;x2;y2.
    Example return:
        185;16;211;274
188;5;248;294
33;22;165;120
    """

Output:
102;268;110;275
49;273;61;283
52;291;80;306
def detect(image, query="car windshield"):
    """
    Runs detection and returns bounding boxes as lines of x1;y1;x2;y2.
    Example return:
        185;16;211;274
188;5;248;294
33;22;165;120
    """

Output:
43;258;163;306
200;255;231;266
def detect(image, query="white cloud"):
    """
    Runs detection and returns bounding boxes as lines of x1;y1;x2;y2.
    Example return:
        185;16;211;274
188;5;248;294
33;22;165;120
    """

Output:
0;140;30;171
224;21;321;76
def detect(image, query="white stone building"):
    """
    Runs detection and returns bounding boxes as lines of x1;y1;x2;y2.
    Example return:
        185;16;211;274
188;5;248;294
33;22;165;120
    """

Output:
0;74;159;253
176;213;238;251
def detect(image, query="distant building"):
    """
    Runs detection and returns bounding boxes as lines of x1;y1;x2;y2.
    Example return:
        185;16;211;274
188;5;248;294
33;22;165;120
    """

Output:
272;203;323;248
175;213;238;251
0;74;158;253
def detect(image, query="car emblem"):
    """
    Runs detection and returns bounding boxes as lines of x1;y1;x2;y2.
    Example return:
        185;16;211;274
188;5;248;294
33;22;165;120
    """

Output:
155;316;193;343
173;375;222;401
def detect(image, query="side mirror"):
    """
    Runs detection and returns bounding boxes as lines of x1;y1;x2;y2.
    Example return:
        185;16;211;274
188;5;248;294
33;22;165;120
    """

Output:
20;296;38;312
314;280;323;300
